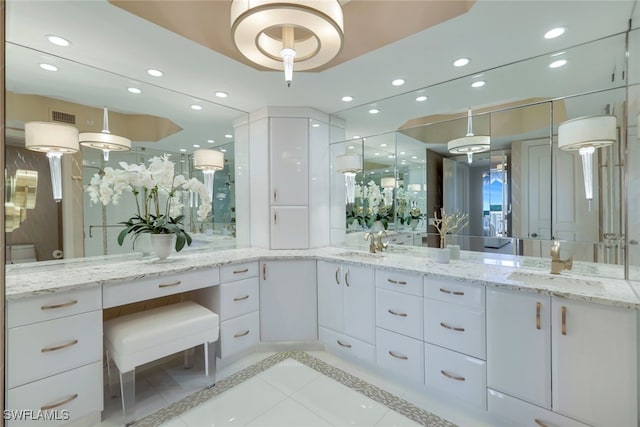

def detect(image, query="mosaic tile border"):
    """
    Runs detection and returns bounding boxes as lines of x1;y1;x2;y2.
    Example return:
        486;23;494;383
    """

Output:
131;351;457;427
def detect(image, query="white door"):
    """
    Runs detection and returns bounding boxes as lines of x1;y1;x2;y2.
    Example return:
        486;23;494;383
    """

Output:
486;289;552;408
524;140;551;240
317;260;345;332
551;297;637;427
259;260;317;342
271;206;309;249
343;264;375;344
270;117;308;206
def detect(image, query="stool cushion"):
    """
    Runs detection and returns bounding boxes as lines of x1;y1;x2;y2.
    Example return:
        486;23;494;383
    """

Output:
104;301;219;373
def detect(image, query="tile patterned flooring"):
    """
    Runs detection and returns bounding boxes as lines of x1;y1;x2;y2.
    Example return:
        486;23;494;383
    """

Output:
98;351;497;427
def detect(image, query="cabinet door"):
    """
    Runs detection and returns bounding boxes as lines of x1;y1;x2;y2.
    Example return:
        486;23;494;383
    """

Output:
486;289;551;409
271;206;309;249
552;297;637;427
270;117;308;206
317;261;345;332
259;260;317;342
343;264;375;344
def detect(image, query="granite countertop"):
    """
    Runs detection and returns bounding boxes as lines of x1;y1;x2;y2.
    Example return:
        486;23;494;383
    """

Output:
6;245;640;309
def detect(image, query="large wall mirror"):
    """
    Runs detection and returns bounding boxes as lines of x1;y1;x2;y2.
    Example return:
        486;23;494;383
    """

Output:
5;42;248;264
330;30;637;280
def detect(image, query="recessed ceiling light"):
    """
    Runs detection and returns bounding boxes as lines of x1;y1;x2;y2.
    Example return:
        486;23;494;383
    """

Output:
471;80;486;88
220;148;227;152
453;57;470;67
225;134;233;139
400;151;406;155
215;91;228;98
190;104;202;110
312;123;320;128
352;135;361;139
127;87;142;94
392;79;405;86
348;146;355;150
207;139;214;144
179;148;187;152
47;35;70;47
193;144;201;148
387;154;395;159
411;156;417;159
369;109;380;114
544;27;566;39
342;96;354;102
549;59;567;68
416;95;428;102
401;160;407;164
39;63;58;72
374;152;380;156
380;143;387;147
147;68;163;77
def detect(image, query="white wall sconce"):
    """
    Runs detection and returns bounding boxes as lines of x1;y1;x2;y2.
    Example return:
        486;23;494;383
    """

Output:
336;153;361;204
194;149;225;201
448;108;490;164
381;177;396;188
79;107;131;161
558;115;616;210
25;121;79;202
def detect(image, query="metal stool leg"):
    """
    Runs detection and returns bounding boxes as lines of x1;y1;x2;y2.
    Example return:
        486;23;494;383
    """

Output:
205;341;217;387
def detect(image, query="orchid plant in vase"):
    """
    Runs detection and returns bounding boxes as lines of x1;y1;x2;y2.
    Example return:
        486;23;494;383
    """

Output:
429;208;469;248
85;154;212;252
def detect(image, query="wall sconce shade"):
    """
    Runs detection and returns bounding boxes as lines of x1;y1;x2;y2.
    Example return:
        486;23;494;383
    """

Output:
558;115;616;208
448;108;490;164
381;177;396;188
194;149;225;201
25;121;79;202
79;107;131;161
230;0;344;87
336;153;361;204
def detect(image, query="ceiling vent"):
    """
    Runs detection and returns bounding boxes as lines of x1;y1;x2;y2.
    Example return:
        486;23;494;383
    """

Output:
51;110;76;125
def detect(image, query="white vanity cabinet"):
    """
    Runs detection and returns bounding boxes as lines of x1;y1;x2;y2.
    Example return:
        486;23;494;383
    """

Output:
317;261;375;363
259;260;317;341
487;288;638;427
6;287;104;426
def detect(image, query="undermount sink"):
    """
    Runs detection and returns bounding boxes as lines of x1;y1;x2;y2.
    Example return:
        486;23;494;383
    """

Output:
337;251;386;259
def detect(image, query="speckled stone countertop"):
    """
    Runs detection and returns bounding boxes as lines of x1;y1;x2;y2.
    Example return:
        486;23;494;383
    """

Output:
6;245;640;309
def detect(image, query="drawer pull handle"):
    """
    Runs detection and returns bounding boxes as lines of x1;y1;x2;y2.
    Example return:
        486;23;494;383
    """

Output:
41;300;78;310
158;280;181;288
337;340;352;348
263;264;267;280
40;393;78;410
440;322;465;332
439;288;464;296
536;302;542;330
233;295;250;302
41;339;78;353
233;268;249;274
441;370;465;382
234;330;250;338
388;309;408;317
335;268;341;285
388;350;408;360
345;270;351;287
387;278;407;285
561;306;567;336
534;419;550;427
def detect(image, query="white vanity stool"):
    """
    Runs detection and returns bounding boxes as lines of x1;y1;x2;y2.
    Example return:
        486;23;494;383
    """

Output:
104;301;219;418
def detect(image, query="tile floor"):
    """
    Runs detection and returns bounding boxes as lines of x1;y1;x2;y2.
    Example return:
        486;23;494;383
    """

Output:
98;350;498;427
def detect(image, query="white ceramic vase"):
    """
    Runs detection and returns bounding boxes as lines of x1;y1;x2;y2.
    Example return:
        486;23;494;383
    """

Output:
150;233;176;260
433;247;450;264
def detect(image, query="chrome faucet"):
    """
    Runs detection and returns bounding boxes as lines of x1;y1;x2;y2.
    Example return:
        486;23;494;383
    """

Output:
550;240;573;274
376;230;389;252
364;232;377;253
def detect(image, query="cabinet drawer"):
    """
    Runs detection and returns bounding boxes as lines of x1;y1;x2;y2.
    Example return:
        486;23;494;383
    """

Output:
424;299;485;359
7;361;103;427
423;277;484;308
376;288;423;339
219;311;260;359
488;388;591;427
425;343;486;410
319;327;375;365
376;269;423;296
376;327;424;382
103;268;220;308
7;286;101;328
220;262;259;283
219;277;259;321
8;310;102;389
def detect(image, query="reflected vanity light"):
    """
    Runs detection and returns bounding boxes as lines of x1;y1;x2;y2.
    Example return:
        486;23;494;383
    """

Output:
336;153;362;204
25;121;79;202
558;115;616;210
79;107;131;161
447;108;490;164
194;149;225;201
381;177;396;188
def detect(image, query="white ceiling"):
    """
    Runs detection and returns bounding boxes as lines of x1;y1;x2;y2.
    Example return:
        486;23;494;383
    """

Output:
4;0;638;155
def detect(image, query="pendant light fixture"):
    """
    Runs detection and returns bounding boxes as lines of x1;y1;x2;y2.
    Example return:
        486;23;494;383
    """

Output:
558;115;616;211
448;108;490;164
335;153;362;204
230;0;344;87
25;121;79;202
194;149;225;201
79;107;131;161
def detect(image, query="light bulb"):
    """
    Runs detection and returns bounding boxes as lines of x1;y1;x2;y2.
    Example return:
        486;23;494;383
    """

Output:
281;48;296;87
